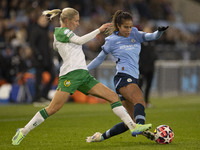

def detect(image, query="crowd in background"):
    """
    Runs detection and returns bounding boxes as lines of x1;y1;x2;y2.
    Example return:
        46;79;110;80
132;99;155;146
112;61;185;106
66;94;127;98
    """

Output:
0;0;200;86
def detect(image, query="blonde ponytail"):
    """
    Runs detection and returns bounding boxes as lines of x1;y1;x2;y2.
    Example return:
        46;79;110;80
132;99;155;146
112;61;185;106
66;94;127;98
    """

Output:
42;9;62;20
42;8;79;25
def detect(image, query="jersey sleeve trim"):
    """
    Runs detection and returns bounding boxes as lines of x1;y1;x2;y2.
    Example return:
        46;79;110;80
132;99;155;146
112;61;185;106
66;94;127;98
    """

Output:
54;27;73;43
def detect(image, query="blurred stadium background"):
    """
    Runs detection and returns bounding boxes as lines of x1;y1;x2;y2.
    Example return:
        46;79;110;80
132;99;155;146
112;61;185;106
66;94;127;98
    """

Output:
0;0;200;104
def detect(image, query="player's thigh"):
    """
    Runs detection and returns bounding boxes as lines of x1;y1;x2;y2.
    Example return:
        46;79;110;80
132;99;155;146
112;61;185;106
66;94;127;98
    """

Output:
46;89;70;115
119;83;145;105
88;82;118;103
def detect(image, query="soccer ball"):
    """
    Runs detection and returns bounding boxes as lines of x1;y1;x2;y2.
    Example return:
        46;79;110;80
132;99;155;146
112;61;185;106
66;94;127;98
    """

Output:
154;125;174;144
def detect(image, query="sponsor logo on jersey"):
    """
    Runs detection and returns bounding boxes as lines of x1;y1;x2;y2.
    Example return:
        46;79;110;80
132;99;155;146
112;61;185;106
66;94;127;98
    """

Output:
64;80;71;87
119;44;138;50
127;78;132;82
64;29;70;35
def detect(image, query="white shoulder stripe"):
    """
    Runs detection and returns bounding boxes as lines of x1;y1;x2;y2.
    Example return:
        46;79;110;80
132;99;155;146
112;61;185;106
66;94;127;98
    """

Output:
67;31;73;37
64;29;74;38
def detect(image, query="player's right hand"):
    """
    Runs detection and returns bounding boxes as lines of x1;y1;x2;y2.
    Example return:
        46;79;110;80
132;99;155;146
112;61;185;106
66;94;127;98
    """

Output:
99;23;112;32
158;26;169;31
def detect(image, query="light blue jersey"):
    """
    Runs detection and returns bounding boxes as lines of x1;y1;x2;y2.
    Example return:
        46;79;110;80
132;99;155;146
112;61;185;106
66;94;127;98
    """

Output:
87;27;164;79
102;27;146;78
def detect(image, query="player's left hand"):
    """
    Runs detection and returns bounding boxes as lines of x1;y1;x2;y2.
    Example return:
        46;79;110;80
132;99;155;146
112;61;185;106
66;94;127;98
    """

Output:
158;26;169;31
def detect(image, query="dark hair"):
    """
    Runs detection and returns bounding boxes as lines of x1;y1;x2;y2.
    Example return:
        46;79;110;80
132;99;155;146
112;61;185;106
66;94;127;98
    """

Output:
107;10;133;35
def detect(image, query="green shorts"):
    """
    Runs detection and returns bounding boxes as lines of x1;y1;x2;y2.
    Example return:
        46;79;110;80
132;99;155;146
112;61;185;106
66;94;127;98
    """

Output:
57;69;99;95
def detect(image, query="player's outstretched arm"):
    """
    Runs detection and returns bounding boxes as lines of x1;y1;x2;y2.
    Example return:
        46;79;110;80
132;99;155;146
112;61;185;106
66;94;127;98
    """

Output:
87;50;107;71
144;26;169;41
70;23;112;45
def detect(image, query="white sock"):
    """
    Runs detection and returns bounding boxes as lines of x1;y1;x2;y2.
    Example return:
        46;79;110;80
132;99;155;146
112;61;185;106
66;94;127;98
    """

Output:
112;105;136;130
21;112;45;135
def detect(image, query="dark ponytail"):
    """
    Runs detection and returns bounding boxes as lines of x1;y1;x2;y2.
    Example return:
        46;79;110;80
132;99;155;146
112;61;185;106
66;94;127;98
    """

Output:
106;10;133;35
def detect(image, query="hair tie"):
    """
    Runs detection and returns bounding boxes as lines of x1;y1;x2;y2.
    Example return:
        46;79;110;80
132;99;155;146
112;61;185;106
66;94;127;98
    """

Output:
118;11;123;15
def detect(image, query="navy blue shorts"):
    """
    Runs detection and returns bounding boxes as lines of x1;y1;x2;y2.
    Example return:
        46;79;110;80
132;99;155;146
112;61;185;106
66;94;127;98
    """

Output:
114;72;138;100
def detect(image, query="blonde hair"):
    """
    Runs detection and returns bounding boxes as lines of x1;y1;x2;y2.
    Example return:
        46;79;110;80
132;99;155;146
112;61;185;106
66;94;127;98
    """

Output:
42;8;79;24
106;10;133;35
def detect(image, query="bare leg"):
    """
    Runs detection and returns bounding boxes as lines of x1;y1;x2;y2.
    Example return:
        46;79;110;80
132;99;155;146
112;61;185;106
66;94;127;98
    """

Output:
88;83;119;103
119;83;145;106
22;89;70;135
119;83;146;124
46;89;70;115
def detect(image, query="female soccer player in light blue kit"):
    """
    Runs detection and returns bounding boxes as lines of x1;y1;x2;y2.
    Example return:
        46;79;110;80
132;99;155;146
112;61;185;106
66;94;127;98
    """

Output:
86;10;168;142
12;8;152;145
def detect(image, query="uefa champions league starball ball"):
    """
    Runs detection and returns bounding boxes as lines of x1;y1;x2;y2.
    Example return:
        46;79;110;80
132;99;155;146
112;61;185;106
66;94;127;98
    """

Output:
154;125;174;144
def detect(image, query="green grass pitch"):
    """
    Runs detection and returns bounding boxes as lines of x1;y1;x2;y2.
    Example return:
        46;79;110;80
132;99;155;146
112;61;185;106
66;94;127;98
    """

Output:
0;95;200;150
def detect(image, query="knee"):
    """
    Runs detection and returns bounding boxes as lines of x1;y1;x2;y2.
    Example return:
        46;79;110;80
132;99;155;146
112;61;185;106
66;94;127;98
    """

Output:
135;100;145;107
110;93;120;103
46;106;60;116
